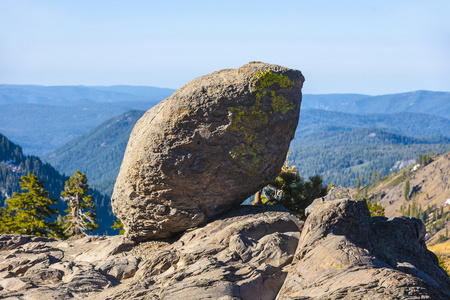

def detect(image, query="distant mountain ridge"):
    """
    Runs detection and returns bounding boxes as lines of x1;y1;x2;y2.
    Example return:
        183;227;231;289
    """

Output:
0;85;176;155
298;109;450;138
0;84;175;105
302;90;450;118
301;93;369;110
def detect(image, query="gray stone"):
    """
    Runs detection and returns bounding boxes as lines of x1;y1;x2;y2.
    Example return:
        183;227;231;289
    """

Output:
111;62;304;241
71;235;135;263
277;193;450;299
26;268;64;285
109;205;303;299
0;277;32;291
97;256;140;280
305;186;353;216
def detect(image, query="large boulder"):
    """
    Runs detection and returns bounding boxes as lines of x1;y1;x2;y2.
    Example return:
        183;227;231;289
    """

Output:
111;62;305;241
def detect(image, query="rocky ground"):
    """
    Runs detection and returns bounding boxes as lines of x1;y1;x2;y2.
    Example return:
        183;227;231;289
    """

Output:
1;188;449;299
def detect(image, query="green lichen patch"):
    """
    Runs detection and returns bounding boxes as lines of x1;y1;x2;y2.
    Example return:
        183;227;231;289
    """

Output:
227;70;296;171
228;98;268;144
270;91;295;115
254;70;295;116
254;70;294;91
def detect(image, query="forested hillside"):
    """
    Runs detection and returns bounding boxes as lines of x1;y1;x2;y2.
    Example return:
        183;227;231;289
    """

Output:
0;133;115;234
44;110;145;196
0;134;64;207
289;127;450;187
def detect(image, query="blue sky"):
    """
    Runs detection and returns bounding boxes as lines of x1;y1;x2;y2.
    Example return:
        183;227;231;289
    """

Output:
1;0;449;94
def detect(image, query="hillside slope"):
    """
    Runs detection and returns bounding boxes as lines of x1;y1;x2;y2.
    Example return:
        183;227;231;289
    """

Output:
359;152;450;243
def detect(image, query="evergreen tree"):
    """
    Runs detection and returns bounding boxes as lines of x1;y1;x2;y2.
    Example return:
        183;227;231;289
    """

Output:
366;200;385;217
356;177;360;191
3;173;61;237
62;170;98;236
404;179;410;201
376;171;381;183
111;218;125;235
0;207;14;233
262;164;327;219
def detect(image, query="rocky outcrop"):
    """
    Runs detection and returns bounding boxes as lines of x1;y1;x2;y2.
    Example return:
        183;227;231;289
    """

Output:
0;206;302;299
0;235;143;299
304;185;352;216
1;196;450;299
111;62;304;241
278;197;450;299
110;205;302;299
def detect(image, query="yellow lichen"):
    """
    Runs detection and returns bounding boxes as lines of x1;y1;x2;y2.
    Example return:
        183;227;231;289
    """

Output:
227;70;295;170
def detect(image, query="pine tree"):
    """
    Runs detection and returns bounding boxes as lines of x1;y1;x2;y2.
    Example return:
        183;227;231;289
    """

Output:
262;164;327;219
62;171;98;236
3;173;61;237
404;179;410;201
111;218;125;235
376;171;381;183
366;200;385;217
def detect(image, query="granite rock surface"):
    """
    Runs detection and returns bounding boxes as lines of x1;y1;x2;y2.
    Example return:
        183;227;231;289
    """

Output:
277;196;450;299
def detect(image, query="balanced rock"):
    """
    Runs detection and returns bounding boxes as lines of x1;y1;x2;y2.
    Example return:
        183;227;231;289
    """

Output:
112;62;304;241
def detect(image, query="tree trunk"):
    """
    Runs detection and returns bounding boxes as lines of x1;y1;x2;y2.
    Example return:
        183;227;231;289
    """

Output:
252;189;263;206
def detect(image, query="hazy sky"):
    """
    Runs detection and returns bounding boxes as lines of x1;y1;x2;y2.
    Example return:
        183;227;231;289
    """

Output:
1;0;449;94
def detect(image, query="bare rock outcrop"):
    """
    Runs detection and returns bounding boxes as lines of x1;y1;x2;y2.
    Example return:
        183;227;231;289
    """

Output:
111;62;304;241
277;196;450;300
109;205;303;300
0;235;140;299
1;196;449;299
0;206;303;299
